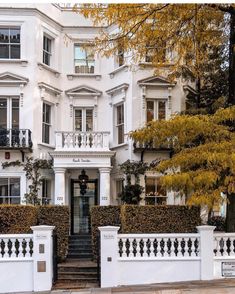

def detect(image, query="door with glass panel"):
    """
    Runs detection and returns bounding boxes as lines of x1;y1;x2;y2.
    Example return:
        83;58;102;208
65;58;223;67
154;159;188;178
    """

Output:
71;180;97;234
74;108;93;132
0;97;19;146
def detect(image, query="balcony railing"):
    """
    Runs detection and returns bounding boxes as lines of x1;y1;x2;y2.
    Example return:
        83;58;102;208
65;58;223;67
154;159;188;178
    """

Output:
133;140;172;152
55;131;110;151
0;129;32;149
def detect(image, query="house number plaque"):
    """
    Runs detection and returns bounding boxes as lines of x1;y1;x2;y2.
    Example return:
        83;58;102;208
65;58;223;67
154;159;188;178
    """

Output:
222;262;235;277
37;261;46;272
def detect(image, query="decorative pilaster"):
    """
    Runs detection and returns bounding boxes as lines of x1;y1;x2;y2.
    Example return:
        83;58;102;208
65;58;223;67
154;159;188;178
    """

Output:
54;168;66;205
99;167;112;205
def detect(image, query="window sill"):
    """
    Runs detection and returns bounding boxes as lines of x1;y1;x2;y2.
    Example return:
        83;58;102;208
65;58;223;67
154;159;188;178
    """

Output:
109;64;128;78
38;142;55;149
38;62;60;77
0;59;28;66
110;142;129;150
67;73;102;81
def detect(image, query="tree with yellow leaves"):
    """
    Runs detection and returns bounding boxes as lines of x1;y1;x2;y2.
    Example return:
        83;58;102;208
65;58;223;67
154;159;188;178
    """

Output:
79;4;234;106
130;106;235;217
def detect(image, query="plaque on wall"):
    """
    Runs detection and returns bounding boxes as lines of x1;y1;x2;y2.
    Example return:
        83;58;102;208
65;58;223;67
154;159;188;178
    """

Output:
222;262;235;277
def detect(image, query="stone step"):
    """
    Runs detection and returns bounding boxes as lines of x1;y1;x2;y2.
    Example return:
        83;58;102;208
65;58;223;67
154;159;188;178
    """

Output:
58;266;98;273
69;240;92;246
69;243;92;250
69;235;92;240
57;277;98;283
53;282;99;290
68;249;93;254
58;272;98;279
67;253;93;259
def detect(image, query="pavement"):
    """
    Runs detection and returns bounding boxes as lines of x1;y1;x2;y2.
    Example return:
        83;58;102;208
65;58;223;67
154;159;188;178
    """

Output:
50;279;235;294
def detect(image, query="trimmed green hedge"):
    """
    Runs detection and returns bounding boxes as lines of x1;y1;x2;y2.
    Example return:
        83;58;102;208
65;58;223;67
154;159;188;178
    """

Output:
121;205;201;233
38;205;70;261
0;205;70;261
0;205;37;233
90;206;121;259
90;204;201;259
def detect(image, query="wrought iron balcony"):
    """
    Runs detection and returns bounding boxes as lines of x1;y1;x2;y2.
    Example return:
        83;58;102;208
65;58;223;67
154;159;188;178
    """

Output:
133;140;171;152
55;131;110;151
0;129;32;150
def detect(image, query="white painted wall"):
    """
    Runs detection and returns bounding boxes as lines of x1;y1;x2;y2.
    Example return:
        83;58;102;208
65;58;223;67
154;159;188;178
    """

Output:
0;4;192;205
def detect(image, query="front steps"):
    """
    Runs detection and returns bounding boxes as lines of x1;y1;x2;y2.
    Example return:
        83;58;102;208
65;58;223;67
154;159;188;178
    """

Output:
53;234;99;290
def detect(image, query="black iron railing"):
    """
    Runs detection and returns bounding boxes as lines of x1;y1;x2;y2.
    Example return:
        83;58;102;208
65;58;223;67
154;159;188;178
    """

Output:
0;129;32;149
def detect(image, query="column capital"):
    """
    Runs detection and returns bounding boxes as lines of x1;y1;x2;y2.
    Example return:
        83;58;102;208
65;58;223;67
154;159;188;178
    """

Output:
54;167;66;173
99;167;112;173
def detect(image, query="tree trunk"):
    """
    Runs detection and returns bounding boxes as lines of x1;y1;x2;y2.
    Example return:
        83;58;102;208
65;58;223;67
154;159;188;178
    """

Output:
228;13;235;105
196;77;201;108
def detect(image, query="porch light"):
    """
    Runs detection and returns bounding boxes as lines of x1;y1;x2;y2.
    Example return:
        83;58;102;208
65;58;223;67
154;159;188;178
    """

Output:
78;169;89;195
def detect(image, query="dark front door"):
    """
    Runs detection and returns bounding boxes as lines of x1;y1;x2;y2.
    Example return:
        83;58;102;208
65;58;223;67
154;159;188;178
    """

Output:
71;179;98;234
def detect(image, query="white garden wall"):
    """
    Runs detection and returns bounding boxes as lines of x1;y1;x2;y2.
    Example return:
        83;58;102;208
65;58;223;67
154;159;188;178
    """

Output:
0;226;54;293
99;226;235;288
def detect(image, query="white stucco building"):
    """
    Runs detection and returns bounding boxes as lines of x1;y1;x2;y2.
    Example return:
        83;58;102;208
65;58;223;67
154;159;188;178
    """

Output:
0;4;194;234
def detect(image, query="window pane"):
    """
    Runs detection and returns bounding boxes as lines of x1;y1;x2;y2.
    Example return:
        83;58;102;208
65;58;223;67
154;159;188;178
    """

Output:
75;46;86;59
146;101;154;122
0;28;9;43
158;101;166;120
74;109;82;131
10;44;20;59
0;44;9;58
10;197;20;204
10;178;20;196
43;51;50;66
43;36;51;52
12;99;19;129
74;45;95;74
86;109;93;131
0;178;8;196
0;98;7;128
43;103;51;123
10;28;20;43
146;178;156;195
117;104;124;125
42;124;50;144
118;124;124;144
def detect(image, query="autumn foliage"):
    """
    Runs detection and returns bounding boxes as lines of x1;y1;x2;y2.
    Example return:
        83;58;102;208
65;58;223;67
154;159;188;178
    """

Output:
131;106;235;210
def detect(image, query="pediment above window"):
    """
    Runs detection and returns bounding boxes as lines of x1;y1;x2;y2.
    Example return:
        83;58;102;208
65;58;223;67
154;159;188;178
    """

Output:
65;85;102;97
138;76;176;87
0;72;29;86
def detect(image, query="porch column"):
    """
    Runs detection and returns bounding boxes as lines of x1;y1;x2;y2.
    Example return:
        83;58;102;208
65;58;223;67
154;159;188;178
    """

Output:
54;168;66;205
99;167;111;205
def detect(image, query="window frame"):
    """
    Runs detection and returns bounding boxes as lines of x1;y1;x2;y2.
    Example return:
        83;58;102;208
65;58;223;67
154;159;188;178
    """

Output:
146;99;167;122
0;177;21;204
0;27;21;59
43;34;52;66
42;102;51;144
0;97;20;129
74;107;94;132
74;44;95;74
145;176;167;205
41;178;51;205
115;103;124;145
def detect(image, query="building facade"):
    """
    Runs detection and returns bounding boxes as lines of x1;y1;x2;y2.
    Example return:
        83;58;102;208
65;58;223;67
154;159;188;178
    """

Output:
0;4;193;234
